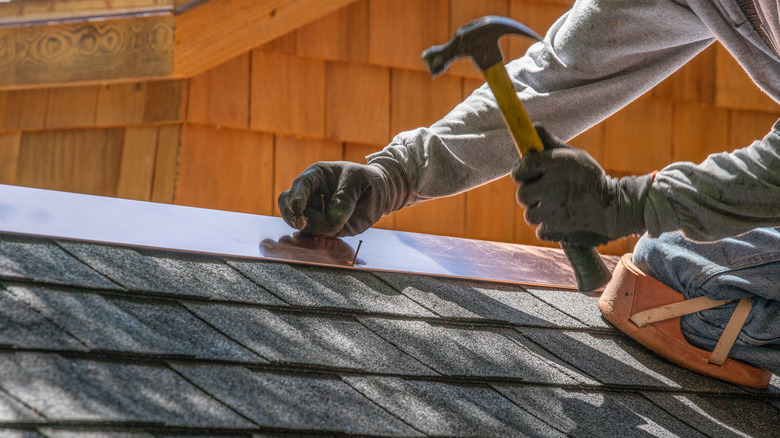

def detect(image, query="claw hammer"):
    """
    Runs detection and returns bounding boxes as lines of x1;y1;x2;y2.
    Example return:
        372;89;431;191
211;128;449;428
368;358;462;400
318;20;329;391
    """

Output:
421;15;612;292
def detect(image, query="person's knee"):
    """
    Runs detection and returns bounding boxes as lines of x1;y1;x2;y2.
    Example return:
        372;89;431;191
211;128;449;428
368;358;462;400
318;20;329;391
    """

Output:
631;231;694;295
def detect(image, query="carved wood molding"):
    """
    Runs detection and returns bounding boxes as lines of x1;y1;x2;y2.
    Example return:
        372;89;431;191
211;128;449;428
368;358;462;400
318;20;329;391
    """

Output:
0;0;358;89
0;15;174;88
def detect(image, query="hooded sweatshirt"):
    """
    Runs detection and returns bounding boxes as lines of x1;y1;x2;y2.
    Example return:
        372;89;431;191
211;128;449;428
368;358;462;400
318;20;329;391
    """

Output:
368;0;780;241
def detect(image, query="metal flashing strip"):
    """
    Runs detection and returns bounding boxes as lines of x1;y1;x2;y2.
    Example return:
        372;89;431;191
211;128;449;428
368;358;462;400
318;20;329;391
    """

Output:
0;184;617;290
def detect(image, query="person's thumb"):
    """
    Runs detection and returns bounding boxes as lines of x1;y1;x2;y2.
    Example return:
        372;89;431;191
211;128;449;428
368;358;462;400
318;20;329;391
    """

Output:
534;124;568;150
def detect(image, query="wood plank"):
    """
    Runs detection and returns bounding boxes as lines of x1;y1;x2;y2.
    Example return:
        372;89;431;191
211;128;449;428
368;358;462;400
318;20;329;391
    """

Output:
143;80;185;123
176;125;275;215
465;176;516;242
325;61;390;144
296;0;368;63
0;15;174;88
257;31;298;55
16;128;125;197
151;124;181;203
250;51;325;137
602;97;673;174
343;141;394;230
44;85;99;129
670;45;716;103
116;127;159;201
95;82;148;127
728;109;780;152
672;102;729;163
0;92;8;128
599;236;640;257
273;135;344;216
3;89;49;130
463;77;486;98
188;53;250;129
568;122;606;163
714;44;779;112
0;0;173;26
174;0;360;77
447;0;510;79
0;132;21;185
390;69;463;134
367;0;449;71
393;193;468;238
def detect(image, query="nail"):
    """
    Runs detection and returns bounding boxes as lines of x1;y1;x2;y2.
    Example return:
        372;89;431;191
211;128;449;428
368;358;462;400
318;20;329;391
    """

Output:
321;194;326;213
351;240;363;266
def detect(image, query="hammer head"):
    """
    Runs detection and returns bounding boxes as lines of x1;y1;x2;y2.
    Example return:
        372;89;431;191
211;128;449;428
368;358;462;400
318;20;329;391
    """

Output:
422;16;542;77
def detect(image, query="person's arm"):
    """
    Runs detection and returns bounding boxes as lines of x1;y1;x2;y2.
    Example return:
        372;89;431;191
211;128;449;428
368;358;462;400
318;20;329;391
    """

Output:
646;120;780;241
512;122;780;247
279;0;715;237
369;0;715;207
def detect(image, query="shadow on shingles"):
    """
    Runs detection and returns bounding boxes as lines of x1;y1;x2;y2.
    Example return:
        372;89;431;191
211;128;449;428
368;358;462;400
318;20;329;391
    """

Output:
354;273;779;436
373;271;582;327
0;353;251;429
510;327;780;437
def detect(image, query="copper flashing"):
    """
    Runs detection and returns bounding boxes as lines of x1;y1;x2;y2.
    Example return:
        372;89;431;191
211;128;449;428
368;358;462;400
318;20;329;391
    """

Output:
0;184;616;289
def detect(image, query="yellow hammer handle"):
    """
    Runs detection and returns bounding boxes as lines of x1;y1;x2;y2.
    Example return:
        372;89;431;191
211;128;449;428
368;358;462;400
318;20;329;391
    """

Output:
482;62;612;292
482;63;544;157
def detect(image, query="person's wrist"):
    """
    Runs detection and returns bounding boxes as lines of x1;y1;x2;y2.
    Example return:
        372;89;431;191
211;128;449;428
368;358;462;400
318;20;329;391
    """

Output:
608;172;656;239
366;158;412;214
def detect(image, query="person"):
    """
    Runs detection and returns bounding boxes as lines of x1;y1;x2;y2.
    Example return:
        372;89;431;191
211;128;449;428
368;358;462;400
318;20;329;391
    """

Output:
278;0;780;375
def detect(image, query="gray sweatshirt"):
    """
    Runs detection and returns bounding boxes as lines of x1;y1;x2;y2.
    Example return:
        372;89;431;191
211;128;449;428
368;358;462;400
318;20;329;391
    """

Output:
368;0;780;241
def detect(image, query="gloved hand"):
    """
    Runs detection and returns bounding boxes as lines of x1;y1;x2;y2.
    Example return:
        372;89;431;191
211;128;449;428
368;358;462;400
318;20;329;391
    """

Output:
512;126;655;247
278;159;410;237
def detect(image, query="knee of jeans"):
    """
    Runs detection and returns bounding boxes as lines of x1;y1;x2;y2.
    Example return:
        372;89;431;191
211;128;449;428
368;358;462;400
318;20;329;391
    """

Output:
630;232;691;294
631;233;663;274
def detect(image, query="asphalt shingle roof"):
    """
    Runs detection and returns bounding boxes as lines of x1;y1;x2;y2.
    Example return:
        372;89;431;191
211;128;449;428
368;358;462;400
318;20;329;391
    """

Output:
1;232;779;437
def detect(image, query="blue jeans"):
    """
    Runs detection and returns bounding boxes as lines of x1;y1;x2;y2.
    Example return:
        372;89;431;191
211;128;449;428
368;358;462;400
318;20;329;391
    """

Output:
632;227;780;374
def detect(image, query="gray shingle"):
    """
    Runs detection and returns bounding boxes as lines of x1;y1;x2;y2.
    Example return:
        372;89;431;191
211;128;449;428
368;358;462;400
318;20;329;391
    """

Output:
523;330;746;392
0;388;44;423
524;287;611;328
227;260;434;316
184;303;435;375
171;363;422;436
0;236;117;290
377;272;585;327
643;392;780;438
343;376;561;437
59;242;284;305
358;318;590;384
0;353;253;429
38;432;155;438
0;289;86;351
0;431;46;438
6;286;261;362
494;386;707;438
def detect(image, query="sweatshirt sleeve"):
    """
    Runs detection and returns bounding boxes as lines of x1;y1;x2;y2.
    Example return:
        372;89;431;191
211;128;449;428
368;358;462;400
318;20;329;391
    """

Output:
645;120;780;241
367;0;715;206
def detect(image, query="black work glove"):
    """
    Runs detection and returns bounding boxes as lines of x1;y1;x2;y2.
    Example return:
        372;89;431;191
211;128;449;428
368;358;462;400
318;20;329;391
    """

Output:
278;159;410;237
512;126;655;247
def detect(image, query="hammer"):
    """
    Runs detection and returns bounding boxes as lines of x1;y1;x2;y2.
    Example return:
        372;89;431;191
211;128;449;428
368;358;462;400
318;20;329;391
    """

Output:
422;16;612;292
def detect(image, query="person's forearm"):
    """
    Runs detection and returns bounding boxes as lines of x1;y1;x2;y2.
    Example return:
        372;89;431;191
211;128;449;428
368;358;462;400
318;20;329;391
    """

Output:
645;120;780;241
369;0;713;207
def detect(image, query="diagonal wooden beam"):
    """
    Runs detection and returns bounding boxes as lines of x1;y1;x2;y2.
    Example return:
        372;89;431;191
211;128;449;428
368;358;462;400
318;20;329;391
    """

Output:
173;0;359;77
